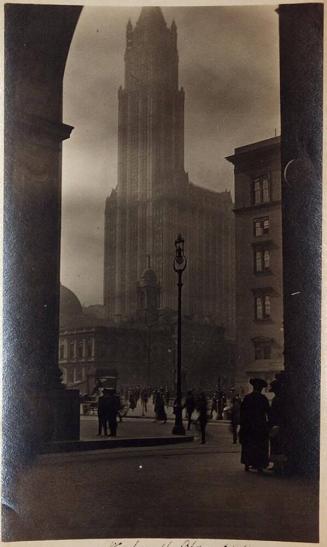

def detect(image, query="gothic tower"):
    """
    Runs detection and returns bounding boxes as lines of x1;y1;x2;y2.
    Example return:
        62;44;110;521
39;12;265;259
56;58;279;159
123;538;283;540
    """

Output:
105;7;187;319
104;7;235;336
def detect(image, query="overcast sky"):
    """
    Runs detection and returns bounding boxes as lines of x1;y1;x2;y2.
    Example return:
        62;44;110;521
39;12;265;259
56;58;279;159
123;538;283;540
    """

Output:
61;5;280;306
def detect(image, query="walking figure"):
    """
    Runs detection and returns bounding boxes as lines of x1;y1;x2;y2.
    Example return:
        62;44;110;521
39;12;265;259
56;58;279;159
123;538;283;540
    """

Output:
184;390;196;430
239;378;270;472
97;389;107;436
103;388;121;437
154;388;167;423
210;392;218;419
196;392;208;444
129;390;137;411
141;388;148;416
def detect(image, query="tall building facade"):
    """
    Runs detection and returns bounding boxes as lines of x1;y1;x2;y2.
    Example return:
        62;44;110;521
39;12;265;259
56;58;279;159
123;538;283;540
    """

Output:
104;7;235;334
227;137;284;389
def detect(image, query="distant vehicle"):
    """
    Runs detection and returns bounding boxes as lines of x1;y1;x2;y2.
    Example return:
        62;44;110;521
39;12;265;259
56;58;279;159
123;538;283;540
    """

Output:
81;369;118;415
95;374;117;391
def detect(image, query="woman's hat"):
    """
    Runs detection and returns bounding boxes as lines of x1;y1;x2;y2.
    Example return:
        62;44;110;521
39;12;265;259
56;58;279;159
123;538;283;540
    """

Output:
250;378;268;390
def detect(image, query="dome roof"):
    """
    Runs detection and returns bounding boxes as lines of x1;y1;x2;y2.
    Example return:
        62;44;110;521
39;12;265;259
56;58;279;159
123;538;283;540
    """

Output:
140;268;158;287
60;284;83;318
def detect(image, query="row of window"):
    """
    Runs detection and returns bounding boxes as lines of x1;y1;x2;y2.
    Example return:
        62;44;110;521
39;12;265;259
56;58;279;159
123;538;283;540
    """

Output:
251;187;274;359
59;338;94;361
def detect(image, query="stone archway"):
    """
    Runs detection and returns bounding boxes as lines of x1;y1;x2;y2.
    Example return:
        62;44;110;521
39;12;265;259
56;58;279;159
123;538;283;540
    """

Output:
3;3;323;482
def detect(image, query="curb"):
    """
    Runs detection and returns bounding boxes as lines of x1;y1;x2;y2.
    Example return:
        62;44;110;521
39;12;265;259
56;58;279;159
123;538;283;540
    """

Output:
41;435;194;454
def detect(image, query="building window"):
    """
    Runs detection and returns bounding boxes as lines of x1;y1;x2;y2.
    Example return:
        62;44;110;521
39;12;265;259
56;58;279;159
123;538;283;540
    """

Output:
254;249;271;273
69;341;75;360
67;368;74;383
59;344;65;360
86;338;93;359
252;175;271;205
75;367;82;382
254;341;272;360
254;217;270;236
255;295;271;320
77;340;84;360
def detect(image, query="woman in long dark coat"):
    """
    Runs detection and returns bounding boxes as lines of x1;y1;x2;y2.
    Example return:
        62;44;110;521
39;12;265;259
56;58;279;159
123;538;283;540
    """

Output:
154;389;167;423
239;378;270;472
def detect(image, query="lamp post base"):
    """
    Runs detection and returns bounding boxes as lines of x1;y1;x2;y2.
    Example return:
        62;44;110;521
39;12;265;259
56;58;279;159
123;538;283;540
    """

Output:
172;406;185;435
172;423;186;435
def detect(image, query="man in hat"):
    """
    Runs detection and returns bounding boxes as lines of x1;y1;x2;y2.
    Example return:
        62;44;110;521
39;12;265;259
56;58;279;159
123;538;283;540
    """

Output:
102;388;121;437
239;378;270;472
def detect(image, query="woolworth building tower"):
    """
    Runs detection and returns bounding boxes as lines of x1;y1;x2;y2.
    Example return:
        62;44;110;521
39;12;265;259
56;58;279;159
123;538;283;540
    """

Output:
104;7;235;336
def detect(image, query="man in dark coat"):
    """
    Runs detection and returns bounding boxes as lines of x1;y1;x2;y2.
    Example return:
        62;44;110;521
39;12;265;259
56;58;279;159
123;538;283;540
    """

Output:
239;378;270;472
97;385;107;436
103;388;121;437
184;390;196;430
196;392;208;444
154;388;167;423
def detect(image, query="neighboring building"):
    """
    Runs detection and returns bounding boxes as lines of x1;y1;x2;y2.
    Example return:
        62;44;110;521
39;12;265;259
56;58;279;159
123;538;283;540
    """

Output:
59;326;113;395
59;285;116;394
104;7;235;336
59;282;235;393
226;136;284;390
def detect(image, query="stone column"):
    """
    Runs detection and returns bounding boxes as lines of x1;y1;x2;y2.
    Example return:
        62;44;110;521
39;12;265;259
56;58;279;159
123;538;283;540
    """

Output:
3;6;82;515
279;4;323;475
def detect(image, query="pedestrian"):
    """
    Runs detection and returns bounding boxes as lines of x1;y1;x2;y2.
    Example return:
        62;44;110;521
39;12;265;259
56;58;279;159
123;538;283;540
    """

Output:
154;388;167;423
141;388;148;416
230;394;241;444
184;390;196;430
269;372;288;474
210;392;218;419
239;378;270;472
129;390;137;411
103;388;121;437
196;392;208;444
97;389;107;436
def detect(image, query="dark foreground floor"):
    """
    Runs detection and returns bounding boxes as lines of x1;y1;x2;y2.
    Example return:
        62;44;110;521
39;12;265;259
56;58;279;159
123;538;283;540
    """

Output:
2;419;319;543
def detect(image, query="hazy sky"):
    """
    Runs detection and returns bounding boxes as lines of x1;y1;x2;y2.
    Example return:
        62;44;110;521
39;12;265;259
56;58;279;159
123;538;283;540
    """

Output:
61;5;280;306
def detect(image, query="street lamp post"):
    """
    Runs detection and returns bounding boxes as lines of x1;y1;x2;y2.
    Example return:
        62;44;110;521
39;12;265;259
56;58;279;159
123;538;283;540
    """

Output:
172;234;187;435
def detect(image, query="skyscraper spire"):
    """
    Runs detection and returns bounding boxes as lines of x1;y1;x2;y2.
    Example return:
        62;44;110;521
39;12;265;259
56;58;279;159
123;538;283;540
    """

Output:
136;7;167;29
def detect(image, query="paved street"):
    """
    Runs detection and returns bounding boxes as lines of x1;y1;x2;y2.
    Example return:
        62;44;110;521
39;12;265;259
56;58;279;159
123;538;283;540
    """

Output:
3;420;318;543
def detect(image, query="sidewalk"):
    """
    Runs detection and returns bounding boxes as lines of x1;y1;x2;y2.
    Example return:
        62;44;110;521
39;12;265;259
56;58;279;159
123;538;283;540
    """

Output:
3;421;319;543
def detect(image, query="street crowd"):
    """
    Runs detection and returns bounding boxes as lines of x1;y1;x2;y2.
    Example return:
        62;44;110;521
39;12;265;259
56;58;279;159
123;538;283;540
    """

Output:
93;371;287;474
